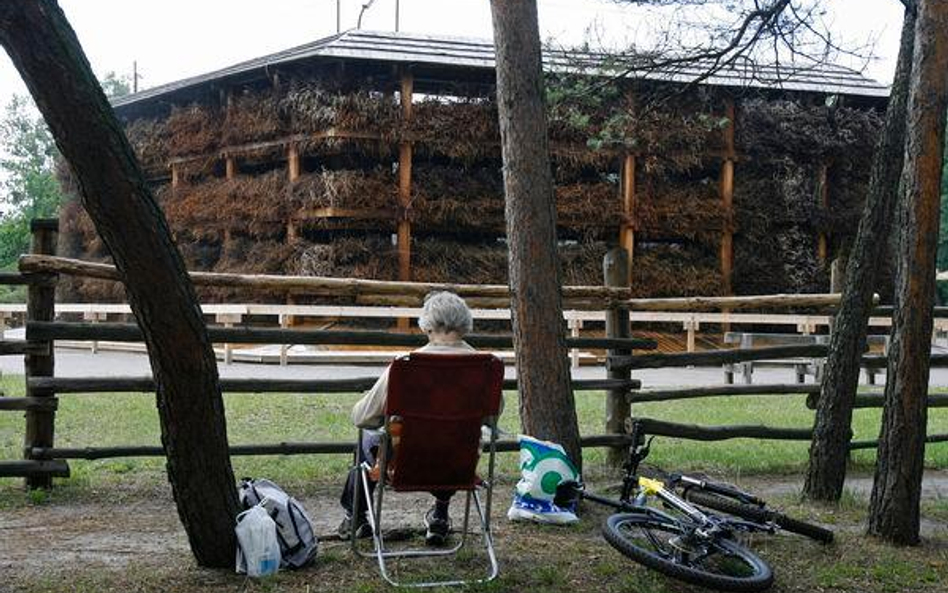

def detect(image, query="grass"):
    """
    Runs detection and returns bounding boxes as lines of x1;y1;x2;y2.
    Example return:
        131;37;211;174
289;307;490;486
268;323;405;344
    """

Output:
2;374;948;497
2;372;948;592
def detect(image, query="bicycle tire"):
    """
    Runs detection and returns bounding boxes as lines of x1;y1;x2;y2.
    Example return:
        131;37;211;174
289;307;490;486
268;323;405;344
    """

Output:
603;511;774;593
683;489;834;544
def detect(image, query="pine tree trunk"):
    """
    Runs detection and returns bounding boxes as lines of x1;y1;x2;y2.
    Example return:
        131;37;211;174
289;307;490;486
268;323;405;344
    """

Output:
867;0;948;545
490;0;582;469
803;7;916;502
0;1;239;567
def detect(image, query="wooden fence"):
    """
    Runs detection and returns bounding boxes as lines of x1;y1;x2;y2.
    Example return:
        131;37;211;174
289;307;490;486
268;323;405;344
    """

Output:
2;219;947;489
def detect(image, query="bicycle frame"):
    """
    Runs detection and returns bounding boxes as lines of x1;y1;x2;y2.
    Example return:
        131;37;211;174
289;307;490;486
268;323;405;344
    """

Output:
555;420;773;537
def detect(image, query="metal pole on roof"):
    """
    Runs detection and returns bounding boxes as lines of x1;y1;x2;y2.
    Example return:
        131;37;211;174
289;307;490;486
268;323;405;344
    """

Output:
336;0;341;32
395;0;400;31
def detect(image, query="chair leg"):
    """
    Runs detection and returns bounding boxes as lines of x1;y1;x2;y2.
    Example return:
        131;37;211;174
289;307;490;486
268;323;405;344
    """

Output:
355;484;499;588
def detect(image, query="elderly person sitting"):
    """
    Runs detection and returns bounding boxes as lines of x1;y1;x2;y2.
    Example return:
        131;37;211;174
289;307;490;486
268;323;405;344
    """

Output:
338;291;482;545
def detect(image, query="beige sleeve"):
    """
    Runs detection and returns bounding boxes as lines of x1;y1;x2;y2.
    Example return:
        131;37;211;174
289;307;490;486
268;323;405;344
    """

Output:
350;367;390;429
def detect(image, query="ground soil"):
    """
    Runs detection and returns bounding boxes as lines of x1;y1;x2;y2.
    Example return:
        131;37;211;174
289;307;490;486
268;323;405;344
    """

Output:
1;472;946;593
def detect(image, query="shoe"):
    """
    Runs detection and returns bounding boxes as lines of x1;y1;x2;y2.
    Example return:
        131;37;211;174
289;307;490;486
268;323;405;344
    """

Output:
338;513;372;539
424;505;451;546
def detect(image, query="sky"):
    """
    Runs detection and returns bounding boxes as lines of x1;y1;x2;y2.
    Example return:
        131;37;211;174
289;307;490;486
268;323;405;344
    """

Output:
0;0;906;112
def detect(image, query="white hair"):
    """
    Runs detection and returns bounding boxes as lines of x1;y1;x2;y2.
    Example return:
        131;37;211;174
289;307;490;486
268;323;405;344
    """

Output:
418;291;473;335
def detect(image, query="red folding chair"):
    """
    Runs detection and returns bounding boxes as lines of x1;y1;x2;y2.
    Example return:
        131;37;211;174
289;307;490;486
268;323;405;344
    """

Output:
351;353;504;587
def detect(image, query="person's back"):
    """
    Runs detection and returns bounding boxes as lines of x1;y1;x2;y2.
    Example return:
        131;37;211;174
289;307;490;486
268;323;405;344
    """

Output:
339;291;487;545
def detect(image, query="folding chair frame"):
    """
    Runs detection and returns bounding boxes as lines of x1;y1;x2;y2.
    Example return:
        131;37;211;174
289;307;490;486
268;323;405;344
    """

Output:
351;419;501;588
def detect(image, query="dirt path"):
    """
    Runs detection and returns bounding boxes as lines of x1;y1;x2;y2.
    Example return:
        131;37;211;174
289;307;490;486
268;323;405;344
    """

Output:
2;471;947;582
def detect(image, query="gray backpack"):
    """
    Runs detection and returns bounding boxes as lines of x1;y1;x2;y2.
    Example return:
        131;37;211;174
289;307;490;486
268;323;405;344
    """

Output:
238;478;318;569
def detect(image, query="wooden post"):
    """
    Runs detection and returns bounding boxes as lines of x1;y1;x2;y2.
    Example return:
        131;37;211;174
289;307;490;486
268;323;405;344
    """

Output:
396;70;414;331
24;219;59;489
286;143;301;325
684;319;698;353
287;143;300;241
171;163;180;189
216;313;242;365
719;98;736;296
225;156;237;180
619;153;636;278
604;248;632;467
279;314;289;366
568;317;584;368
82;311;106;354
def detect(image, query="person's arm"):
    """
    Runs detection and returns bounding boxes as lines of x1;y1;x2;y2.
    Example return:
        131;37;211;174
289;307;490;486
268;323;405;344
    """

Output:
351;367;389;429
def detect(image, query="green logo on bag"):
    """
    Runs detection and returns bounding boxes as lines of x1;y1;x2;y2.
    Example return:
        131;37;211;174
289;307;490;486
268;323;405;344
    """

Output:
518;438;580;500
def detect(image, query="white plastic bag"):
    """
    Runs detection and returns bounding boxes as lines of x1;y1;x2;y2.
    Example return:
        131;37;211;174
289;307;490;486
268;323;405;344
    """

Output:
235;505;281;577
507;435;580;524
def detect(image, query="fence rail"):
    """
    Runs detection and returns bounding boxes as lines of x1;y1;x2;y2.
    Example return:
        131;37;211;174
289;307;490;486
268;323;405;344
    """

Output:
2;220;947;487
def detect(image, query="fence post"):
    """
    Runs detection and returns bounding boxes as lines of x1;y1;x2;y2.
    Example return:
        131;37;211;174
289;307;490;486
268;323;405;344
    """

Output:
24;218;59;489
604;248;631;467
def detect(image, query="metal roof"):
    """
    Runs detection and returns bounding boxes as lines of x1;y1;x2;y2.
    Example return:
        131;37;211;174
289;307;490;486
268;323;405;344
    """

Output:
113;29;890;110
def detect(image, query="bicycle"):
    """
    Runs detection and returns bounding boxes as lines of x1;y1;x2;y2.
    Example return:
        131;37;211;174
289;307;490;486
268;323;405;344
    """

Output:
555;420;833;592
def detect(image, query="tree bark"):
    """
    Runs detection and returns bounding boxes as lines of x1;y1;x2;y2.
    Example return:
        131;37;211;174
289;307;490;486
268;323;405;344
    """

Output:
0;1;239;566
803;7;916;501
490;0;582;469
868;0;948;545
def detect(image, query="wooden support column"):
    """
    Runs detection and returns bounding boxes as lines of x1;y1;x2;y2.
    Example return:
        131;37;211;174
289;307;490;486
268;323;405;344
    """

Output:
24;219;60;489
719;98;736;296
396;71;414;331
604;248;632;468
216;313;242;366
619;154;636;279
817;163;829;264
171;163;180;189
285;143;301;325
286;144;300;241
225;156;237;244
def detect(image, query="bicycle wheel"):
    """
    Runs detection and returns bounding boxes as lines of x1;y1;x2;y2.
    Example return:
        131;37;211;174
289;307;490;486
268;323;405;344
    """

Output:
603;511;774;592
683;489;834;544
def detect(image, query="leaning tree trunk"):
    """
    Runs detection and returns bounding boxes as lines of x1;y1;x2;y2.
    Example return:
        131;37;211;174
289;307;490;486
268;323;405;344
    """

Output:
867;0;948;545
803;6;916;502
490;0;582;469
0;0;239;566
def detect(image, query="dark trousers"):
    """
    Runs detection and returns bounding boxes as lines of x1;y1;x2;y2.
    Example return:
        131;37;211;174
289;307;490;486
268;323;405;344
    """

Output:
340;430;454;517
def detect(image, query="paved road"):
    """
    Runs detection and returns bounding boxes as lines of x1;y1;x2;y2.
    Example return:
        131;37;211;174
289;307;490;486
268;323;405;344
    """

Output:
5;345;948;387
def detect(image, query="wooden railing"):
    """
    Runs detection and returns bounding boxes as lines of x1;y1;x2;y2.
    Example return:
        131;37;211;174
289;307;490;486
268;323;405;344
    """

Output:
4;219;947;489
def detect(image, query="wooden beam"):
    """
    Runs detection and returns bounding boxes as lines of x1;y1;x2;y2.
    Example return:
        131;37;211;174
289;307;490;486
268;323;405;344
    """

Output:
397;70;415;331
620;154;636;277
804;392;948;409
26;255;858;307
720;97;736;295
0;460;69;478
604;248;632;467
609;344;829;372
397;70;414;285
30;434;631;460
0;340;48;356
0;271;33;285
636;417;812;441
624;292;853;311
29;375;640;395
27;321;657;350
0;396;58;411
296;207;390;220
629;383;820;404
288;143;300;182
24;220;57;490
287;143;301;241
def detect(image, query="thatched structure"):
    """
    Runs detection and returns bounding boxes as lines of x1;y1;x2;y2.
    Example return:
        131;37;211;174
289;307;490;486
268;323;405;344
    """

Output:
58;30;888;303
